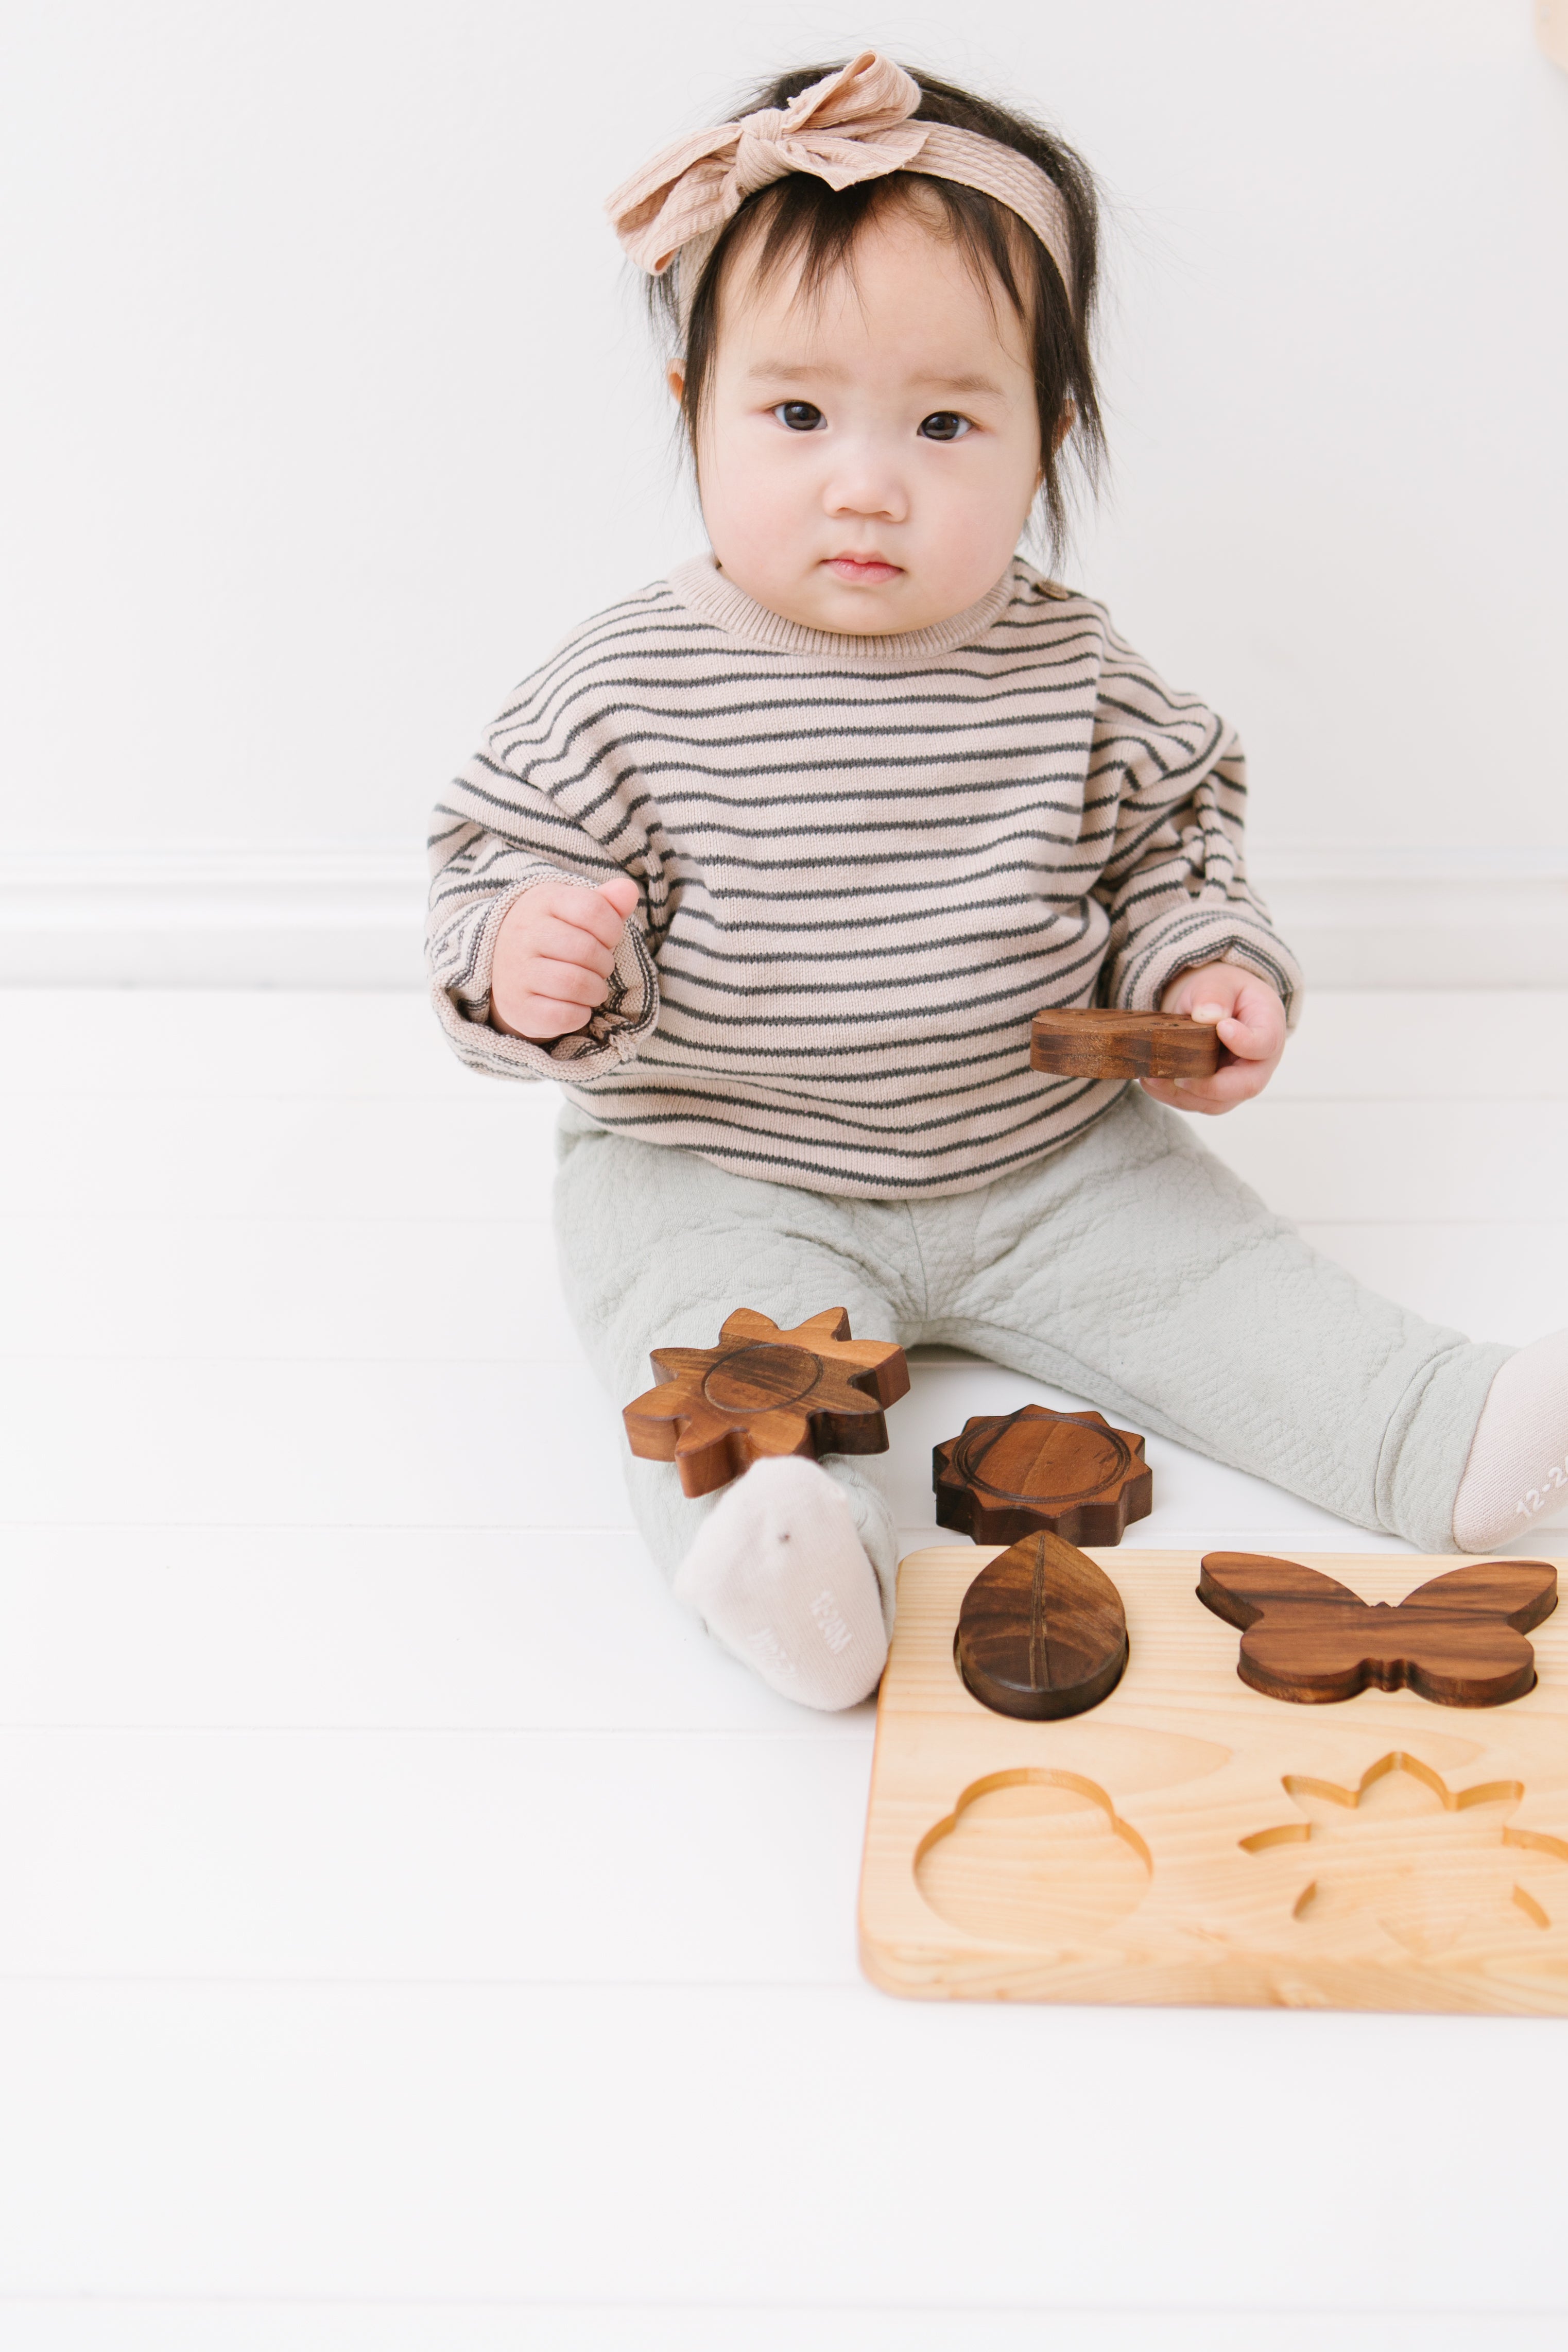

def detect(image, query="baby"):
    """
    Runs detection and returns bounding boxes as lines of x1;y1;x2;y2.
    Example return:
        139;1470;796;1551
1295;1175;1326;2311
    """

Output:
427;53;1568;1709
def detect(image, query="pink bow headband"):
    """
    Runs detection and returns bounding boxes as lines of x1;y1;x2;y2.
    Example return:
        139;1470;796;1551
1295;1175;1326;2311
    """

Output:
605;50;1075;301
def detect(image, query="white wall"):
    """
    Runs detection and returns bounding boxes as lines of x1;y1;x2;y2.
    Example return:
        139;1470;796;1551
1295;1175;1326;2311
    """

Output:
3;0;1566;979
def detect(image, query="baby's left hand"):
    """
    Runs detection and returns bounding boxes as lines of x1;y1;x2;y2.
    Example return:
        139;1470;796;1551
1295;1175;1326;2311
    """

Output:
1140;962;1287;1115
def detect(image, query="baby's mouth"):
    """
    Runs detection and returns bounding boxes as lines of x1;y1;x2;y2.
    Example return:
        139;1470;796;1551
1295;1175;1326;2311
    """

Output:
824;554;903;584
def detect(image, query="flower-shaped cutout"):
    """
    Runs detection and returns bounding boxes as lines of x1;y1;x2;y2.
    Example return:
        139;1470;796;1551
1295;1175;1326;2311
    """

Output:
1241;1750;1568;1958
622;1306;909;1498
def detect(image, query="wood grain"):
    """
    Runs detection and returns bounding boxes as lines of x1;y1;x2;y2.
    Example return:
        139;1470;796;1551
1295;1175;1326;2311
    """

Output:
1030;1007;1222;1081
1198;1553;1559;1707
955;1532;1129;1720
934;1403;1151;1545
623;1306;910;1499
859;1546;1568;2011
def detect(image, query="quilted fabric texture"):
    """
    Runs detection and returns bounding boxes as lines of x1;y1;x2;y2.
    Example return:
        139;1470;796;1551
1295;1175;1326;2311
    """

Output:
554;1087;1509;1585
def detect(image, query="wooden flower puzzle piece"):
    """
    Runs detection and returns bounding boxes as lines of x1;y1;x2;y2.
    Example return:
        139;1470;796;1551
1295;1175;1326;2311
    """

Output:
954;1531;1130;1721
1198;1552;1560;1708
933;1402;1152;1547
623;1307;910;1499
1030;1007;1222;1082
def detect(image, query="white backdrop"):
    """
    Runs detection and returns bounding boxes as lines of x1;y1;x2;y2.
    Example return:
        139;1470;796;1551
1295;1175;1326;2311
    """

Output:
3;0;1565;980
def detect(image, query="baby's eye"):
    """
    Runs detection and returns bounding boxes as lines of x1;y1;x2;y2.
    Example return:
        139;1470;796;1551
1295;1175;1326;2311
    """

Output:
918;411;972;442
773;401;825;432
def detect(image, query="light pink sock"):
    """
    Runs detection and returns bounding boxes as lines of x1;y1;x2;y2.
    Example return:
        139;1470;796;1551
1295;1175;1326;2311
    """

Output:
1452;1329;1568;1552
673;1456;888;1710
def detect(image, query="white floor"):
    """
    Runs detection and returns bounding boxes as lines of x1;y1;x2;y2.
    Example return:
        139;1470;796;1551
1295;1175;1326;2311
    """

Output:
1;987;1566;2352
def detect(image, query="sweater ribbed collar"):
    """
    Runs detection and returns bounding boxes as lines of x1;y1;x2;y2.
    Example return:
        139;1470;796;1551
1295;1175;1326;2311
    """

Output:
666;553;1020;667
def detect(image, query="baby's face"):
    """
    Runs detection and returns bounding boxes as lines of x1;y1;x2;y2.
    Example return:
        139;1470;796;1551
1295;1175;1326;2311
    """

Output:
684;204;1044;636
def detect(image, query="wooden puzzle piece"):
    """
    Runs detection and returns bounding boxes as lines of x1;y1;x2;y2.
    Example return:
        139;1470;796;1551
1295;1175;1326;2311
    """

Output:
1198;1552;1559;1707
623;1306;909;1499
954;1531;1129;1721
933;1403;1151;1546
1030;1007;1222;1081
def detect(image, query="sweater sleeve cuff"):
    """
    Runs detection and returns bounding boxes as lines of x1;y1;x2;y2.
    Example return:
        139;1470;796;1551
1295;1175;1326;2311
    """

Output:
1108;907;1304;1031
431;877;661;1083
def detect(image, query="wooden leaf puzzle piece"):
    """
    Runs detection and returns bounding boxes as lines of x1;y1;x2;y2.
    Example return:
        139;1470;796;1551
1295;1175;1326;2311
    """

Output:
954;1531;1129;1721
933;1403;1152;1547
623;1306;910;1500
1197;1552;1560;1707
1030;1007;1222;1082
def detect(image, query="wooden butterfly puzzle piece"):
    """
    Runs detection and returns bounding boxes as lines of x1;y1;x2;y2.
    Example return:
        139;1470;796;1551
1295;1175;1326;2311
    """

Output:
623;1306;910;1499
933;1402;1152;1546
1198;1552;1560;1707
1030;1007;1222;1082
954;1531;1129;1721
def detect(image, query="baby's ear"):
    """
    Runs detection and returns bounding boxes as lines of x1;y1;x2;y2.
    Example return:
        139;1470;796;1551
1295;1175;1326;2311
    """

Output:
666;361;686;406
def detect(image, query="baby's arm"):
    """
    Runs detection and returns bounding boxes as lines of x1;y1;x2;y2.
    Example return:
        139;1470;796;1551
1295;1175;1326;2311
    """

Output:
426;625;674;1078
1089;629;1302;1109
1140;959;1287;1114
490;874;641;1040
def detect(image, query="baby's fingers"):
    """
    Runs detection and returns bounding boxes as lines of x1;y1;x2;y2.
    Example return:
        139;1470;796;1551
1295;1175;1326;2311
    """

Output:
1140;1059;1263;1117
513;994;595;1040
528;913;616;981
550;877;638;952
1216;981;1286;1059
523;955;610;1012
1213;1009;1271;1060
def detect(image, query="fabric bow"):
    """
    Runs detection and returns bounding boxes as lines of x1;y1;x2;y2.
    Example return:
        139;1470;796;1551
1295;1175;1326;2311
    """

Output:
606;51;932;276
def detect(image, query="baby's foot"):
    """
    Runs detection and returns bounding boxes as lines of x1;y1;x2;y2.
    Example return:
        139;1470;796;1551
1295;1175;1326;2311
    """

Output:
1452;1329;1568;1551
673;1457;888;1710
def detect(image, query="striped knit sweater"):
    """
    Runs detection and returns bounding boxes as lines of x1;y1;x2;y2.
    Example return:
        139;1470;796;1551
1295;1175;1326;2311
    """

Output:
426;554;1301;1199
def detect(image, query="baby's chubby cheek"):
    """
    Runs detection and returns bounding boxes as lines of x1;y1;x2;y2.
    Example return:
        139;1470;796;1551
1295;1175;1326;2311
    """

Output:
703;465;815;606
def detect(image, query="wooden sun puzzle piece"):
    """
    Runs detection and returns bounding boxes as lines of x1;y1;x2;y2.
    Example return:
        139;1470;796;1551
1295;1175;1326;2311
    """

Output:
858;1546;1568;2012
622;1306;909;1499
934;1402;1151;1546
1030;1006;1222;1083
1198;1553;1559;1708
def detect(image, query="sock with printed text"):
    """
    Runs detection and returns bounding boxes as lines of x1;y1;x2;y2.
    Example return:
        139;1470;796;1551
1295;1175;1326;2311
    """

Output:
1452;1329;1568;1552
672;1456;889;1710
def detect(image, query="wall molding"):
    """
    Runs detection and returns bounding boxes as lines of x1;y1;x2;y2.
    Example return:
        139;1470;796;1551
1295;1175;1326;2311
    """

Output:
1;843;1564;990
1255;847;1568;988
0;848;427;988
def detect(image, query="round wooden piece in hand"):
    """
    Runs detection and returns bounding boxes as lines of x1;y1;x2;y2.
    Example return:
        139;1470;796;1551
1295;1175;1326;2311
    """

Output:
955;1532;1130;1721
1030;1007;1221;1081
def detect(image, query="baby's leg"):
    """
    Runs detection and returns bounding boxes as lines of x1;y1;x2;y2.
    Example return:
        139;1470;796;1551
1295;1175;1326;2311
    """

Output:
552;1111;917;1705
941;1088;1517;1552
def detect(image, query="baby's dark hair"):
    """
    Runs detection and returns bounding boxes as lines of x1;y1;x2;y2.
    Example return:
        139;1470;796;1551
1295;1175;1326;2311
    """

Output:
650;62;1105;553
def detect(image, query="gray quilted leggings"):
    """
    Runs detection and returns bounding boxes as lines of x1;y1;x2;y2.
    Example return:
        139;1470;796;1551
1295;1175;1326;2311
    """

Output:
553;1087;1506;1604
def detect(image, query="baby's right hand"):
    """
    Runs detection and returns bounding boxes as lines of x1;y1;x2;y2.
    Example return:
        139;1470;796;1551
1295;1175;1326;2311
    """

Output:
489;874;641;1041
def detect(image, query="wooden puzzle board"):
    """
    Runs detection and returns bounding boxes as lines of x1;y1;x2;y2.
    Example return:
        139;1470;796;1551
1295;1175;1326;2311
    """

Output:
859;1547;1568;2013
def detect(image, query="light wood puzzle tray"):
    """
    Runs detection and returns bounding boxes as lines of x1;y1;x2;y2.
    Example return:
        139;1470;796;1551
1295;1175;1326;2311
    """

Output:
859;1547;1568;2014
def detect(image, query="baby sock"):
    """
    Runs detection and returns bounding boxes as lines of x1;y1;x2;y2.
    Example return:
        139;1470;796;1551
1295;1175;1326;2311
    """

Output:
1451;1329;1568;1552
673;1456;889;1710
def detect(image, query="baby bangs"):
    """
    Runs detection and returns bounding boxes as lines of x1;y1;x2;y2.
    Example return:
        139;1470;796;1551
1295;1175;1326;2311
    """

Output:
649;63;1106;555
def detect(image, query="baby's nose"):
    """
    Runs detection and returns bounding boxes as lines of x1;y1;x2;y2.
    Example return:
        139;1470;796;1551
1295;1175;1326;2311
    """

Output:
822;464;908;523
